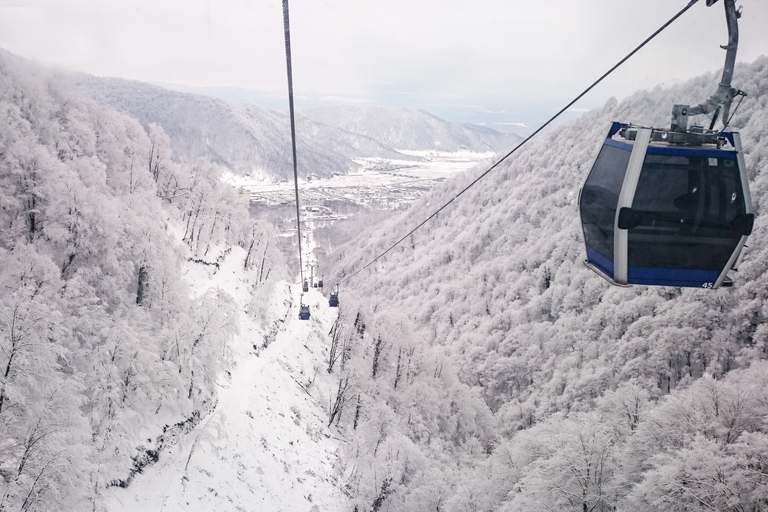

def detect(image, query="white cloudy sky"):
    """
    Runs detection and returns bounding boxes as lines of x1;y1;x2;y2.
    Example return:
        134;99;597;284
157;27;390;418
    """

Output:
0;0;766;129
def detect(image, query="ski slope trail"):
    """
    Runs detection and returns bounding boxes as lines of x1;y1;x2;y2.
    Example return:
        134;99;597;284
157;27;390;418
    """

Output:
105;248;349;512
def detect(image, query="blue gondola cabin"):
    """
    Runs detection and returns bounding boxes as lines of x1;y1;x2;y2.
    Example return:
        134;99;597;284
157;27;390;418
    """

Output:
579;122;753;289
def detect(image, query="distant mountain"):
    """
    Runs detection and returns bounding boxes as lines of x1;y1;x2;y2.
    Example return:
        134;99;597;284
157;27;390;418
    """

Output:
156;82;526;148
300;104;521;152
72;74;357;180
293;113;424;162
73;75;520;181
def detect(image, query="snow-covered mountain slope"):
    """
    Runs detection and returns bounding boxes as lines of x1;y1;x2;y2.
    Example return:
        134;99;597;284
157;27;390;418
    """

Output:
328;57;768;404
105;250;349;512
301;104;522;152
317;57;768;510
0;48;325;511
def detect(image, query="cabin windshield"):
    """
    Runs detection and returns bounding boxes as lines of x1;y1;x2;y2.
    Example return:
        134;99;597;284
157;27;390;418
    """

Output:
628;152;745;270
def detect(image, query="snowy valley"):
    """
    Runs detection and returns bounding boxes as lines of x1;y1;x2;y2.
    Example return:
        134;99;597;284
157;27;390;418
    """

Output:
104;253;350;512
0;49;503;511
1;43;768;512
233;150;495;224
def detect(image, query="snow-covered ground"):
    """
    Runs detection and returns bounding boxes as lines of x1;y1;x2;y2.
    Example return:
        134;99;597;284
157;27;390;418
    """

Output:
104;248;349;512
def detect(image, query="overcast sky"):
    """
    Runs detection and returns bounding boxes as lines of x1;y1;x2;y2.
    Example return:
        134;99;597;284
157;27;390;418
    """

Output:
0;0;766;130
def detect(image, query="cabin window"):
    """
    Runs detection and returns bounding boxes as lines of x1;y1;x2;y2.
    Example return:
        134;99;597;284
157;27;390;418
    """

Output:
580;144;631;261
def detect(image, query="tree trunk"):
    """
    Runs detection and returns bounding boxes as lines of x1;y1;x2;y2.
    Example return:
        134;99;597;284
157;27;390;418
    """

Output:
393;348;403;389
372;336;384;379
136;265;149;306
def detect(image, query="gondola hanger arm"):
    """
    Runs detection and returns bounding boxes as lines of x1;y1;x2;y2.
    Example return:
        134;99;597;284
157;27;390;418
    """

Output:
674;0;746;129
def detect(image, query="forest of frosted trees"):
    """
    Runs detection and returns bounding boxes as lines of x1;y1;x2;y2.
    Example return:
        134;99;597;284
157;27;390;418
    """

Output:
318;57;768;511
0;51;286;510
3;40;768;512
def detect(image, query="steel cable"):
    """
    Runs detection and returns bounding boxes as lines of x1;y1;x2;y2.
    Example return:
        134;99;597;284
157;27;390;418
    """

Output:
282;0;304;285
335;0;701;288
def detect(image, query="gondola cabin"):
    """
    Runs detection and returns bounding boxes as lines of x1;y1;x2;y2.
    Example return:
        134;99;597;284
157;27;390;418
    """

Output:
317;279;323;289
579;122;753;289
299;305;310;320
302;280;309;292
329;293;339;308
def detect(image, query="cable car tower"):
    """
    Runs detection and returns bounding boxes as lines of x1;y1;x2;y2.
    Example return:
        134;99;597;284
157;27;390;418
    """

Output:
579;0;754;289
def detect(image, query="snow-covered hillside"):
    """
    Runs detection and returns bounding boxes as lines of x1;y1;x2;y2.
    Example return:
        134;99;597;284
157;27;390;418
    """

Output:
318;57;768;510
0;48;330;511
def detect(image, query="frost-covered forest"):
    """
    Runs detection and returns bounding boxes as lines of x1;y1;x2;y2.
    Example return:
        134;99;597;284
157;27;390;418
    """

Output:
3;39;768;512
0;50;287;510
318;57;768;511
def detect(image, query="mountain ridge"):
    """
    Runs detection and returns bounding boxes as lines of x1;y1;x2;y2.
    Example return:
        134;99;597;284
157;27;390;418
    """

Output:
72;73;520;181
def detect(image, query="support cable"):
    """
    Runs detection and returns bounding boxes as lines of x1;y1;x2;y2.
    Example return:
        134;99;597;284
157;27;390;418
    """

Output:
282;0;304;285
336;0;701;287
